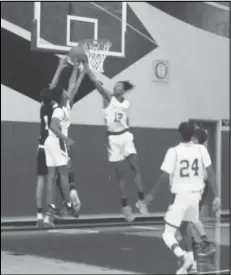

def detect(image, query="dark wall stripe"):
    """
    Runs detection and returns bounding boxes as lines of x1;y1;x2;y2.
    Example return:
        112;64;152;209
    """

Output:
1;2;33;31
1;2;156;81
1;29;95;103
1;121;229;217
147;1;229;38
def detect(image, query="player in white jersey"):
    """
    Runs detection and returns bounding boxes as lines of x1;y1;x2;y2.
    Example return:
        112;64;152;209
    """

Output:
144;122;220;274
44;60;86;226
86;66;148;222
36;57;67;227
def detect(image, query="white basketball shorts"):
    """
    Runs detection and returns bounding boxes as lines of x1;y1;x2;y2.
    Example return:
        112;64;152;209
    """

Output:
165;191;201;228
44;136;68;167
107;131;137;162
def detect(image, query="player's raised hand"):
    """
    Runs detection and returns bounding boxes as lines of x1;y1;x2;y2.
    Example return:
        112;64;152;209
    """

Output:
59;56;69;69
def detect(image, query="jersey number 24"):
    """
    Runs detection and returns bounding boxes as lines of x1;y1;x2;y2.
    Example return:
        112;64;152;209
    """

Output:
180;158;199;177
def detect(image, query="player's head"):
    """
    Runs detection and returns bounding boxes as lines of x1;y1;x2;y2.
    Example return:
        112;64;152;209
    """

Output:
51;87;70;106
178;121;194;142
40;87;58;105
193;128;208;145
40;88;51;103
113;81;134;97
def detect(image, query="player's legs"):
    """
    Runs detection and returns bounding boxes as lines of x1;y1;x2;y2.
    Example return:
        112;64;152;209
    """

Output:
111;160;134;222
56;161;81;216
126;154;148;214
123;132;148;214
180;192;203;273
36;175;46;227
108;134;134;222
44;137;70;226
127;154;144;195
68;172;81;216
178;221;197;274
36;175;45;211
46;167;56;206
56;173;65;201
36;147;48;227
43;166;58;227
192;184;215;256
56;165;71;206
66;153;81;215
163;194;194;274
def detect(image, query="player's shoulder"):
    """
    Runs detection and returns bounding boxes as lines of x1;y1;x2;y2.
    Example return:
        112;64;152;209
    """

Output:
123;98;130;107
165;146;176;156
52;105;65;117
197;143;209;154
114;96;129;106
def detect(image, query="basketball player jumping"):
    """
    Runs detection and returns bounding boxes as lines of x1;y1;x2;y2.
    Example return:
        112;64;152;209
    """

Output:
86;66;148;222
43;60;87;226
144;122;220;274
36;57;68;227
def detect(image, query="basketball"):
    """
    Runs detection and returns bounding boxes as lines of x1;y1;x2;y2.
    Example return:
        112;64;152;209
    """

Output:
69;45;87;63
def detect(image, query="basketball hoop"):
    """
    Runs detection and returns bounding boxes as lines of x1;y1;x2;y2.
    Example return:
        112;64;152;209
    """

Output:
80;39;112;73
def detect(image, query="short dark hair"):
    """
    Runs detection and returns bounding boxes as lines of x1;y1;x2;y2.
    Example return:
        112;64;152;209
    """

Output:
178;121;194;142
40;88;51;103
40;86;63;104
120;81;134;92
194;128;208;144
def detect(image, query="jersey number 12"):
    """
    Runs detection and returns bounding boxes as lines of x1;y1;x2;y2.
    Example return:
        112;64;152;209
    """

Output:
114;112;123;122
180;158;199;177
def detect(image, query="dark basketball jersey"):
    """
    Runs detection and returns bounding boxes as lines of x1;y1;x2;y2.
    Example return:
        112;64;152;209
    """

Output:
39;102;56;145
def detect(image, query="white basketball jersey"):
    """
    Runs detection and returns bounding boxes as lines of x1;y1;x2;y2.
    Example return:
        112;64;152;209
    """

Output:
161;143;212;193
49;101;71;137
103;96;129;132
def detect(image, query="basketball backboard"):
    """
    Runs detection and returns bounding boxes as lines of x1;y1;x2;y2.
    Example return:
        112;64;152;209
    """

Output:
32;2;127;57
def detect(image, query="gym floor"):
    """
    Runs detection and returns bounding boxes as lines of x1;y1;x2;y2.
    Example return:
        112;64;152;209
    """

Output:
1;222;230;274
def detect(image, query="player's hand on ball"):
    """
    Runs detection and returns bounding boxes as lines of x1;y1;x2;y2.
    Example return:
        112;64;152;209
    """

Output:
59;56;69;68
212;196;221;213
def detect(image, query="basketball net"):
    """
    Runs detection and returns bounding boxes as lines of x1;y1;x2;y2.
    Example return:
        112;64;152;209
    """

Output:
81;39;112;73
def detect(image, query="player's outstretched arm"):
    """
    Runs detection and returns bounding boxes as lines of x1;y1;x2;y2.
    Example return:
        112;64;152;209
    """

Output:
86;66;112;103
145;148;174;205
69;63;87;106
49;56;68;90
145;172;169;205
67;63;79;99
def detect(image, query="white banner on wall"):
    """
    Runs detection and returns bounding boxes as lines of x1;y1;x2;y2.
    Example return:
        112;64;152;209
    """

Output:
153;59;169;83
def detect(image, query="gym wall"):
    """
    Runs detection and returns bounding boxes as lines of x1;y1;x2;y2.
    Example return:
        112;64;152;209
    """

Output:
1;2;229;218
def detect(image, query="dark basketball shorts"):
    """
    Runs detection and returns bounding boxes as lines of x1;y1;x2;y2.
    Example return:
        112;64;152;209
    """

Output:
199;181;209;210
36;145;48;176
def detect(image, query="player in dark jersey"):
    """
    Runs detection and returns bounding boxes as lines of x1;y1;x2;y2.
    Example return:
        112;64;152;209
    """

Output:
36;58;68;227
43;60;87;227
191;127;216;256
